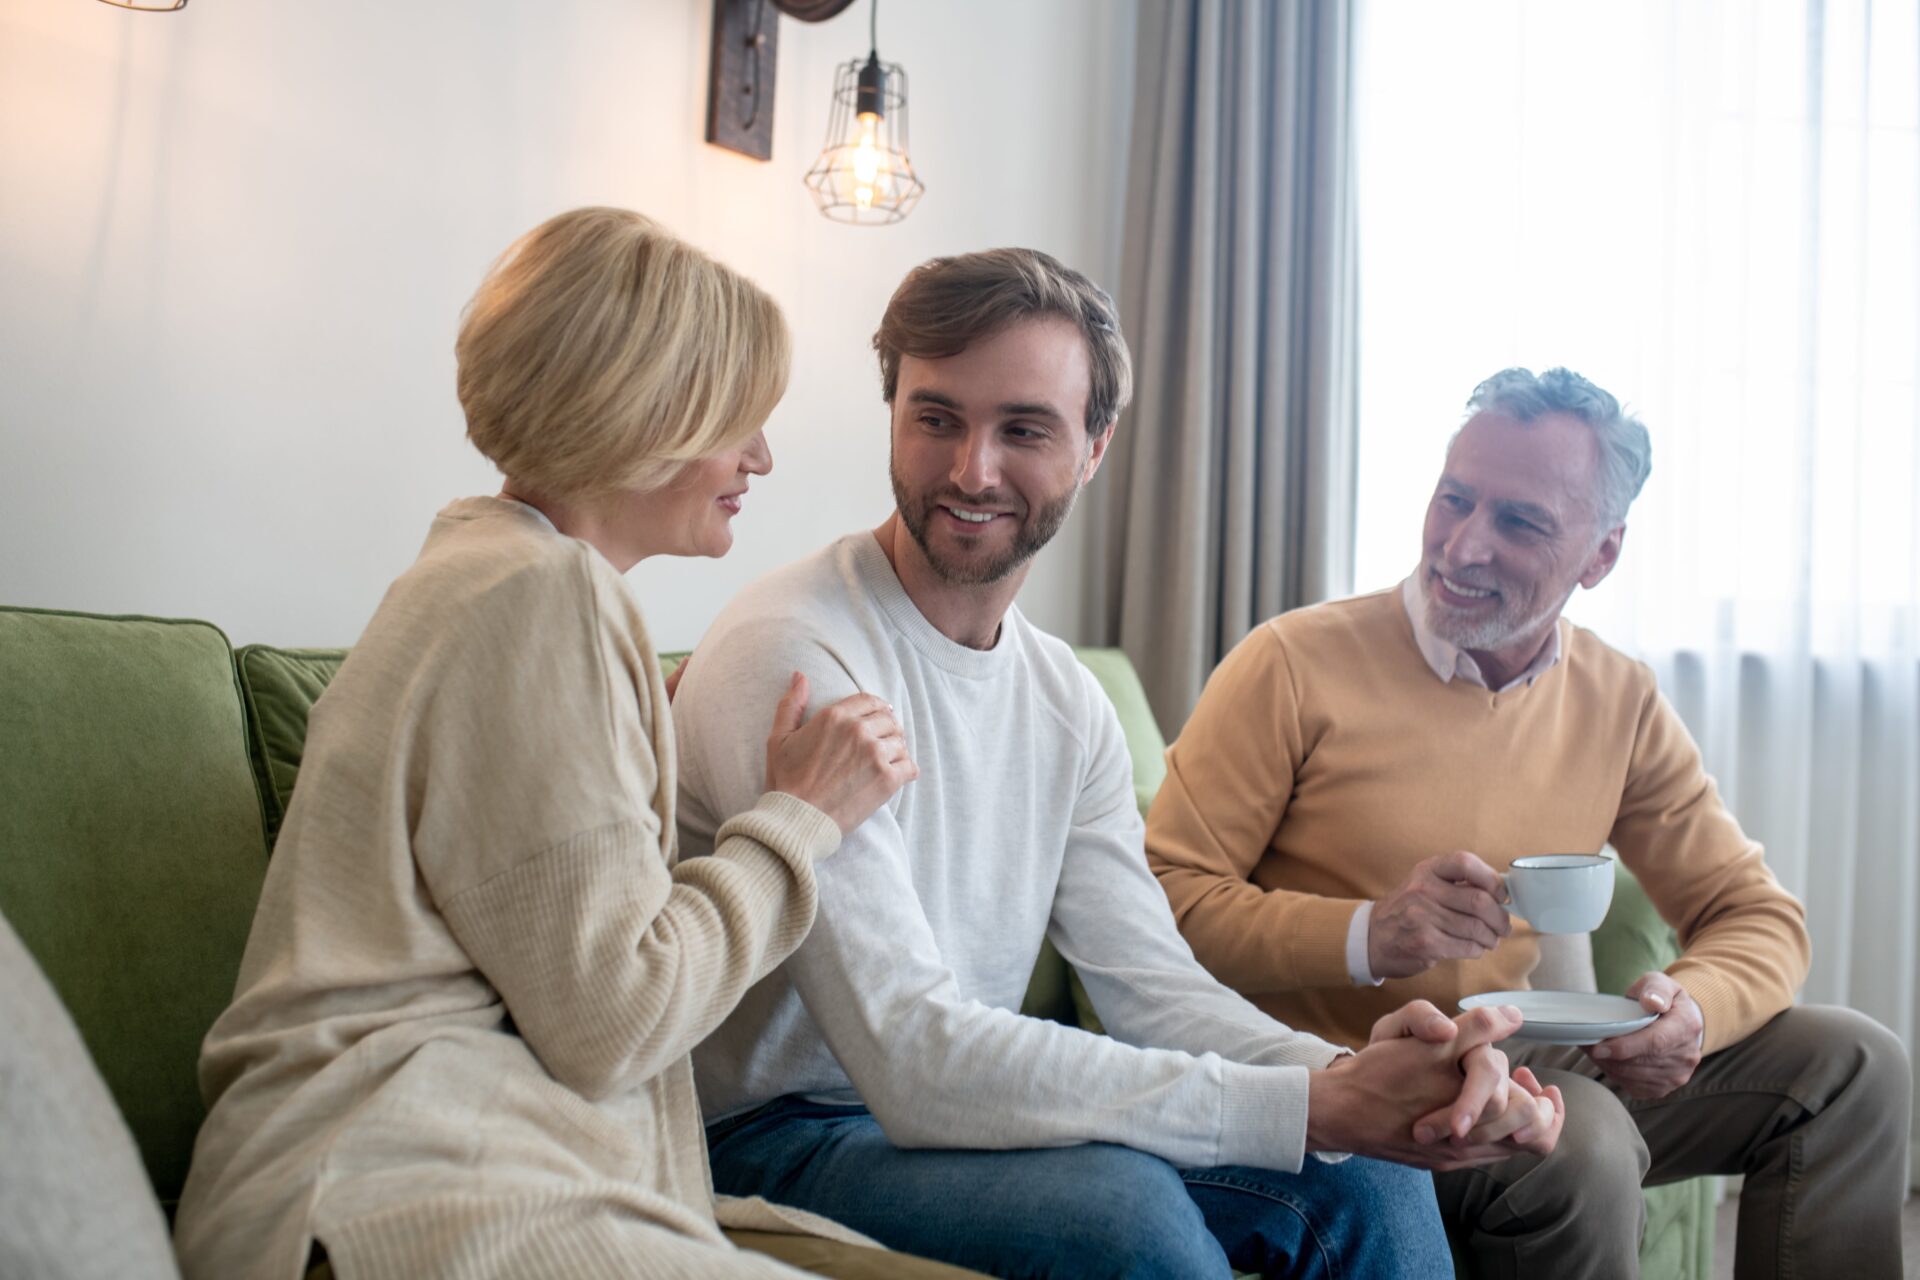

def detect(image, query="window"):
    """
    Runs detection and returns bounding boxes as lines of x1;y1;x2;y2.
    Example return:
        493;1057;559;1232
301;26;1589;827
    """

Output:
1353;0;1918;660
1350;0;1920;1067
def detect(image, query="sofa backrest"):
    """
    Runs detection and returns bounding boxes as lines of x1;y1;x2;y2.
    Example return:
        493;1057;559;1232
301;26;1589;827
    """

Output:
2;603;1690;1255
0;616;1167;1215
233;642;1167;843
0;608;270;1209
235;646;349;847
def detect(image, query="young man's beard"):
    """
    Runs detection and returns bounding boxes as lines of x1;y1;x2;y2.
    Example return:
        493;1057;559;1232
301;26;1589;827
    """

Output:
890;463;1081;587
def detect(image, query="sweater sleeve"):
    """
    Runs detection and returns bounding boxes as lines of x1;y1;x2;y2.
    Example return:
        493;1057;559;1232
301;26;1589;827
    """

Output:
1608;685;1809;1054
1052;669;1347;1075
674;619;1322;1174
411;553;841;1101
1146;624;1364;992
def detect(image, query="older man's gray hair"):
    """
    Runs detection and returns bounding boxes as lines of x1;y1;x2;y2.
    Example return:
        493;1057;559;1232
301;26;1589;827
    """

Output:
1464;367;1653;530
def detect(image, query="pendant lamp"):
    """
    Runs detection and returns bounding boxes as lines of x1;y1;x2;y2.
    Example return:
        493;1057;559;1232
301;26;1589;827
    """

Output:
801;0;924;225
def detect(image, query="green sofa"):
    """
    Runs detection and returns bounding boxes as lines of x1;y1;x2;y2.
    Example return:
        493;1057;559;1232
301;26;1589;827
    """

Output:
0;604;1712;1278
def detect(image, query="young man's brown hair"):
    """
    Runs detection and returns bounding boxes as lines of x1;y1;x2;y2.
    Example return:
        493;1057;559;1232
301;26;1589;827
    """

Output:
872;248;1133;437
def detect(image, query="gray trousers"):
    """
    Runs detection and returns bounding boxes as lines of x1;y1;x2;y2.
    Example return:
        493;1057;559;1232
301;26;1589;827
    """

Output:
1434;1005;1910;1280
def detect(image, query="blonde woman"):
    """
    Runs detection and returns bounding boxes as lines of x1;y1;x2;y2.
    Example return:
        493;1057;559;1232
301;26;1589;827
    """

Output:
174;209;943;1279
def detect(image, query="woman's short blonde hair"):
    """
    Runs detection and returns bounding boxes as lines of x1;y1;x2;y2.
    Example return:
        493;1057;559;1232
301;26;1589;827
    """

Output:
456;207;790;499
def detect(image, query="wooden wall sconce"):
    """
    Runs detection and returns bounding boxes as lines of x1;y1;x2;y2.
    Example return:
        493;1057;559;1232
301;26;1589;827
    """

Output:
707;0;857;161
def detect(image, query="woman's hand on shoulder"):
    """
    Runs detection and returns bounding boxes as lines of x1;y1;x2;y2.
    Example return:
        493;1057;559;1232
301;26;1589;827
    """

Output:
764;672;918;836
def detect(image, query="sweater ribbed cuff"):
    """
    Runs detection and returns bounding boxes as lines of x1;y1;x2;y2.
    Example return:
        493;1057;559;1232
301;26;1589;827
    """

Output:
1216;1061;1311;1173
1662;962;1742;1056
724;792;843;863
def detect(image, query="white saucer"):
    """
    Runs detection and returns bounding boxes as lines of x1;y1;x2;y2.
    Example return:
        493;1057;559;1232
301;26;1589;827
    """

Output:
1459;990;1657;1046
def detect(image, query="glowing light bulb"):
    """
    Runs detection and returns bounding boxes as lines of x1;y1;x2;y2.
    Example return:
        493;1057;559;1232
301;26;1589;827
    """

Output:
853;114;881;181
852;112;882;208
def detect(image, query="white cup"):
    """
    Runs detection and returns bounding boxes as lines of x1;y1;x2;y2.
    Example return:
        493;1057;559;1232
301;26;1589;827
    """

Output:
1505;854;1614;934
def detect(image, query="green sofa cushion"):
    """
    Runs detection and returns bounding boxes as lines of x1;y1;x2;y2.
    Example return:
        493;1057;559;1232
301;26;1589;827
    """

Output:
0;607;269;1208
235;647;348;847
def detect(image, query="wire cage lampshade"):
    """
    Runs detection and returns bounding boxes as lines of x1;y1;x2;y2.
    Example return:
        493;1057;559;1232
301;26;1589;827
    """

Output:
802;50;924;225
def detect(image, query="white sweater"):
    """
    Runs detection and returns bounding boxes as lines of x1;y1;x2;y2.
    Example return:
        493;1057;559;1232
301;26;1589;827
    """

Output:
676;532;1344;1174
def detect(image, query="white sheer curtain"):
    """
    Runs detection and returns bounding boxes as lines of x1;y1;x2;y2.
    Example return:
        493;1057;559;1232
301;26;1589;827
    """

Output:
1353;0;1920;1167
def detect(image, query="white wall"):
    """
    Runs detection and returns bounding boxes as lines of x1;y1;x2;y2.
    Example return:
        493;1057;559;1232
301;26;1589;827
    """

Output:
0;0;1135;650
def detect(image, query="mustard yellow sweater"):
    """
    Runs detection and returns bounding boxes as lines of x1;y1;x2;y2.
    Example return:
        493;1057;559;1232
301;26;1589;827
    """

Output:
1145;587;1809;1053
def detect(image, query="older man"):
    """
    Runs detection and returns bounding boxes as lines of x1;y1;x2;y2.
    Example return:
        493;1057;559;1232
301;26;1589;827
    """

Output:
1146;367;1911;1278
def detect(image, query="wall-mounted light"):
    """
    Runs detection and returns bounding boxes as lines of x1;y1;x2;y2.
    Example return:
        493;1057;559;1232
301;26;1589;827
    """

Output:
801;1;924;226
706;0;856;161
94;0;187;9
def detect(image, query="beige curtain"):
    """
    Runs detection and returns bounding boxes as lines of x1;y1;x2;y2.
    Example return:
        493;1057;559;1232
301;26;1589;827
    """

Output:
1086;0;1358;734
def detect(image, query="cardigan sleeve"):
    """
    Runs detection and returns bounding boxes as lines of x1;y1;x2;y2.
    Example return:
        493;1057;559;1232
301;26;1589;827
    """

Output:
409;550;840;1099
1146;624;1365;993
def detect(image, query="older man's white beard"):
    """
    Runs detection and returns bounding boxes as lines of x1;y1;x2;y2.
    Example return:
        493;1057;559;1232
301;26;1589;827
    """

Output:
1424;581;1572;654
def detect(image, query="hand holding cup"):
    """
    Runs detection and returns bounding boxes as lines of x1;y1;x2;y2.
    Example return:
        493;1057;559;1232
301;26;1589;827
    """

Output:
1367;851;1513;979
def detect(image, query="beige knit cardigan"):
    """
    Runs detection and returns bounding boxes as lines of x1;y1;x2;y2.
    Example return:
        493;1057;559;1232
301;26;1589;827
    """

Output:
174;497;848;1279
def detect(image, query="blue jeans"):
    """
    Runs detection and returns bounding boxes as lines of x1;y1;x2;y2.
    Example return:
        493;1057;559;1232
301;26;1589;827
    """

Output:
707;1097;1451;1279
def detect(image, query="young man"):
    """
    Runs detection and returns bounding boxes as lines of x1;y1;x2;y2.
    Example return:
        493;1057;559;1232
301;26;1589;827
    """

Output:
671;251;1562;1279
1145;368;1911;1276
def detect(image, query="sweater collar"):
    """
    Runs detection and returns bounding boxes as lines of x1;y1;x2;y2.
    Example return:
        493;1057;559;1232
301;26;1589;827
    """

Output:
1400;574;1563;693
438;494;559;534
851;532;1015;679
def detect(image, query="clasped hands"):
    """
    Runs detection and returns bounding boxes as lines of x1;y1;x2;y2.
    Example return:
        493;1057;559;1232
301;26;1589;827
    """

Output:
1307;1002;1563;1170
1367;850;1704;1099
